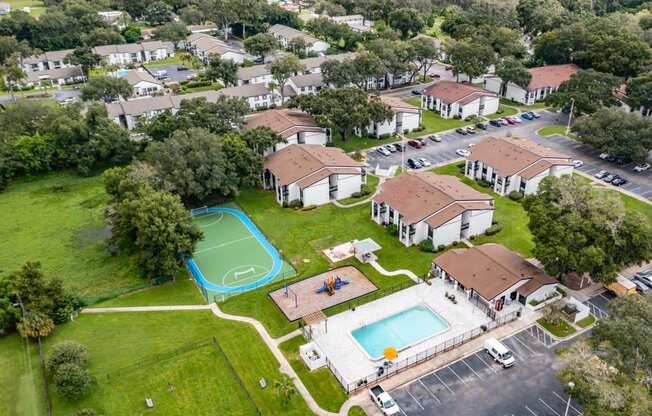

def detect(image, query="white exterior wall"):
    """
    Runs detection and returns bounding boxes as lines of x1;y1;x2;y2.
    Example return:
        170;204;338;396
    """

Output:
133;81;163;96
467;210;493;237
423;95;498;119
491;280;529;304
523;170;549;195
302;177;330;206
308;41;330;54
400;111;421;133
246;93;280;110
484;77;502;95
551;165;573;178
505;84;528;104
237;74;274;86
221;51;245;64
527;284;559;303
367;116;397;138
285;182;302;204
432;218;462;247
334;173;362;200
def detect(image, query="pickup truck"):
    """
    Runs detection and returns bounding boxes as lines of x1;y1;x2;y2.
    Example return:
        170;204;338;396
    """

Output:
369;385;401;415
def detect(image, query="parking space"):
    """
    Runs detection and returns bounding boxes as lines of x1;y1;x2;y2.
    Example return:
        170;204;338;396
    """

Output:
145;64;198;83
583;291;614;319
391;327;583;416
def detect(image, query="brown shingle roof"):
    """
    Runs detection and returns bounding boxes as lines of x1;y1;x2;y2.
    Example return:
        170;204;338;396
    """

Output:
380;95;420;114
423;81;496;104
123;69;161;86
435;244;557;301
373;172;492;224
468;137;571;177
264;144;363;186
526;64;579;91
244;109;324;139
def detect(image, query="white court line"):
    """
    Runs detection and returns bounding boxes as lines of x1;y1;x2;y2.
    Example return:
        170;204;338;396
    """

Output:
462;359;482;380
196;212;224;227
512;334;537;355
447;366;467;385
539;398;561;416
598;293;611;302
400;409;408;416
525;405;538;416
474;353;497;373
406;390;424;410
434;372;454;394
552;391;582;414
419;379;441;404
194;236;254;254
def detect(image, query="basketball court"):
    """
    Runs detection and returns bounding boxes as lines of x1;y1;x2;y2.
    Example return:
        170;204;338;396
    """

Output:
186;206;294;296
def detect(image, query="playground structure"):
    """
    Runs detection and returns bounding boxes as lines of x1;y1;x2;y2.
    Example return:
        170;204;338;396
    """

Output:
315;276;349;296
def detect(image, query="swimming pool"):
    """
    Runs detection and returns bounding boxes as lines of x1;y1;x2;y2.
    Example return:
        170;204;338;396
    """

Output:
351;304;450;360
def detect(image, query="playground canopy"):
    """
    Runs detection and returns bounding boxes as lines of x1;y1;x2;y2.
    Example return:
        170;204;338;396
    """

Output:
352;238;381;263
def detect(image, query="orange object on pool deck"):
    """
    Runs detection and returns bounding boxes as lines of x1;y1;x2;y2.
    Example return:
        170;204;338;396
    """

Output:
384;347;398;360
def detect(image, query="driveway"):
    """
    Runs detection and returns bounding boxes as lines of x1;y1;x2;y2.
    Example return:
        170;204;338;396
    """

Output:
145;64;198;83
390;326;583;416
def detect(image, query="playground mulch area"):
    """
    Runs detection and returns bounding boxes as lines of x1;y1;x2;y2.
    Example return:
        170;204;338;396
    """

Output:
269;266;377;321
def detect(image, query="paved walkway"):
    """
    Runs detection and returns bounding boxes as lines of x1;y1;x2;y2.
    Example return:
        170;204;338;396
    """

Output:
332;176;386;208
369;260;421;283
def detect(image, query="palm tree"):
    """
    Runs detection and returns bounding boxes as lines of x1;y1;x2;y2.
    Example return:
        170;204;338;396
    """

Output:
274;375;296;408
17;311;54;415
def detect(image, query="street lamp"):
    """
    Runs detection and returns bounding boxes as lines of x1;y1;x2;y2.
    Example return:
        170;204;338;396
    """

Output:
566;98;575;136
564;381;575;416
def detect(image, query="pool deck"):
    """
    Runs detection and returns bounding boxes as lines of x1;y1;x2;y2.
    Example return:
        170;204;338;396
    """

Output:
269;266;377;321
311;278;527;386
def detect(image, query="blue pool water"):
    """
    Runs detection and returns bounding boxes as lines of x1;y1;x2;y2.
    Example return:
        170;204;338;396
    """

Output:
352;304;450;359
116;69;129;78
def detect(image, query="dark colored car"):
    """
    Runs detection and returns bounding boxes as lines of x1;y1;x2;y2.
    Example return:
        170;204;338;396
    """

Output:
611;177;628;186
455;128;468;135
411;90;422;95
407;140;422;149
520;112;534;120
606;155;617;163
476;122;487;130
528;111;541;118
407;158;418;168
489;120;502;127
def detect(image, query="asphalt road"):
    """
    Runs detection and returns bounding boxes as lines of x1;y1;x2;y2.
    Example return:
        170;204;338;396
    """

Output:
366;110;652;199
391;326;582;416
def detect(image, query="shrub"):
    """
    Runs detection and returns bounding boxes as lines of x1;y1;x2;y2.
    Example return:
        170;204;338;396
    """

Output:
508;191;524;201
350;192;362;198
288;199;302;209
419;239;434;252
453;114;461;119
556;287;567;297
484;223;503;236
47;341;88;375
469;235;475;241
301;205;317;211
528;299;540;306
456;162;465;169
387;223;398;236
437;244;446;252
351;151;364;161
413;124;425;132
74;410;98;416
360;184;371;196
53;363;93;401
477;179;491;188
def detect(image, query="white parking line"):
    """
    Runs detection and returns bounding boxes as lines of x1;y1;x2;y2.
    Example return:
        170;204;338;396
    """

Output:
447;366;467;384
463;359;483;379
552;391;582;414
525;405;538;416
598;293;611;302
512;334;537;355
539;398;561;416
406;390;424;410
419;379;441;404
434;372;455;394
474;352;498;373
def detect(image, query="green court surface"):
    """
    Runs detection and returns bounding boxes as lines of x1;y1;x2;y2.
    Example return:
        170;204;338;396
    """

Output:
191;209;295;299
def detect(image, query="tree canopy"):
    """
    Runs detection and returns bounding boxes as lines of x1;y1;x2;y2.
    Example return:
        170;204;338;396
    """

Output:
81;76;133;103
546;69;620;114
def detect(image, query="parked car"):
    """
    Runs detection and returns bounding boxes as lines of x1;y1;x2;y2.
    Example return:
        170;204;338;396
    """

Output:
418;158;431;167
489;119;502;127
466;126;476;134
416;138;427;147
445;65;453;71
611;177;628;186
528;111;541;119
499;118;510;126
632;277;651;293
484;338;515;368
476;122;487;130
456;148;470;157
411;90;422;95
507;116;522;124
455;127;468;135
572;159;584;168
407;158;419;169
594;170;609;179
384;144;397;153
633;163;650;172
599;153;610;160
635;272;652;287
520;112;534;120
603;174;616;182
377;147;391;156
407;140;422;149
394;142;405;151
369;385;401;415
429;134;442;142
606;155;617;163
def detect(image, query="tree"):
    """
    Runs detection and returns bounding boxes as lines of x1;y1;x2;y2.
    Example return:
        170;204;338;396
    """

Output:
53;363;93;401
81;28;125;47
17;311;54;339
156;23;187;48
244;33;279;61
626;71;652;115
81;76;132;102
268;54;304;102
572;107;652;164
0;53;26;102
274;375;296;408
291;88;393;141
495;57;532;96
66;46;101;78
516;0;566;35
121;24;141;43
320;59;355;88
287;37;308;58
202;0;239;41
546;69;620;114
47;341;89;375
388;8;424;39
522;175;652;284
239;127;284;155
410;37;439;82
0;278;20;335
204;55;239;86
0;36;32;65
144;1;172;26
445;40;495;81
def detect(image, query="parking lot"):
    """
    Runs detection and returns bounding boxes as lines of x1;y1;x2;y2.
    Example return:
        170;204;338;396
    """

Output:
583;291;614;319
145;64;198;83
391;326;582;416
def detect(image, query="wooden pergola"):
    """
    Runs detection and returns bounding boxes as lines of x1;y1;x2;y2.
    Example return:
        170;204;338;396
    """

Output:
301;310;327;339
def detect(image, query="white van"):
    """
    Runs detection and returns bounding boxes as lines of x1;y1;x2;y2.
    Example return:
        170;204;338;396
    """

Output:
484;337;515;368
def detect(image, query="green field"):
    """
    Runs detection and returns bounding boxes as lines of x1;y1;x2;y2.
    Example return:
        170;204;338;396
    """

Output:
338;175;380;206
4;311;314;415
483;105;519;120
96;277;204;307
0;172;142;299
332;133;399;153
3;0;45;16
0;335;44;416
403;97;472;138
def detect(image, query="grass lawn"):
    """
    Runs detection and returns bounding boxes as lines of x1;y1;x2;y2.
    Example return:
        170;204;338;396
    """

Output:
577;315;596;328
500;99;548;110
404;108;472;139
0;172;142;299
143;53;199;68
279;335;347;413
220;189;435;337
4;0;45;16
333;133;399;153
537;125;573;138
484;106;519;120
338;175;380;206
180;82;223;94
425;16;450;40
576;173;652;224
0;335;44;416
348;406;368;416
431;163;534;256
537;318;577;338
36;311;313;415
95;276;204;307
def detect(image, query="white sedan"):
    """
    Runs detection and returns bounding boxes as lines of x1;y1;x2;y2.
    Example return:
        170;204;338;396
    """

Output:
633;163;650;172
377;147;391;156
456;149;470;157
572;159;584;168
418;158;432;167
